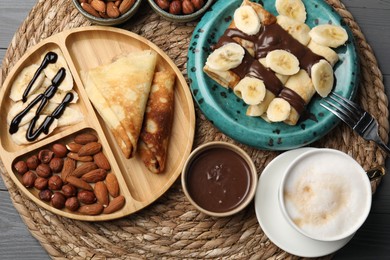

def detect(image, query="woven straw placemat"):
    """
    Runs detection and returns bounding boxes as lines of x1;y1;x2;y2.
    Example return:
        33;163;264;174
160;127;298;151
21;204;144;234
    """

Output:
1;0;388;258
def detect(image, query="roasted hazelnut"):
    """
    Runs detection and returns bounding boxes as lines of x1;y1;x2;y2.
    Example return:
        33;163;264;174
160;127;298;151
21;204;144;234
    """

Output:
77;190;97;204
38;149;54;164
14;160;28;175
22;171;37;188
39;189;53;202
49;157;64;173
48;175;63;190
62;184;78;198
191;0;204;10
155;0;170;10
51;192;66;209
169;0;182;14
52;143;68;158
34;177;48;190
182;0;195;14
65;197;80;211
26;155;40;170
36;163;52;178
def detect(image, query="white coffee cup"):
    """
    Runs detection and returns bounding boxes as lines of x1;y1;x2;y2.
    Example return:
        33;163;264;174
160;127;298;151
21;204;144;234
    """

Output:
278;148;372;242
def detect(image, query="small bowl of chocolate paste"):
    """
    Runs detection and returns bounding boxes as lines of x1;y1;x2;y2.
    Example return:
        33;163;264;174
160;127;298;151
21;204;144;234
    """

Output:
181;141;257;217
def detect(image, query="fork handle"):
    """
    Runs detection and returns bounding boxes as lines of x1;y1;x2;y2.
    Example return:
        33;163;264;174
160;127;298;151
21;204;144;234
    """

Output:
376;139;390;155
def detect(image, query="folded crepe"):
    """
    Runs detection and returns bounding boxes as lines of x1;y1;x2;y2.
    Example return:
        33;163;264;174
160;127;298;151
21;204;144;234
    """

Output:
82;50;157;158
139;70;176;173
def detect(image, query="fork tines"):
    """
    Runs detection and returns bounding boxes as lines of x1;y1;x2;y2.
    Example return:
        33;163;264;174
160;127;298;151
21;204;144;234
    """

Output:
320;92;362;127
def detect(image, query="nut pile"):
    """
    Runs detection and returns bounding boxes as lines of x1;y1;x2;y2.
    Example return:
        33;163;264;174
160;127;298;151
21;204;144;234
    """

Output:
155;0;206;15
14;133;125;216
78;0;136;19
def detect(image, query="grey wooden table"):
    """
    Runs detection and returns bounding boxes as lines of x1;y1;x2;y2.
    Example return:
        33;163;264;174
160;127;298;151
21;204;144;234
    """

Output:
1;0;390;259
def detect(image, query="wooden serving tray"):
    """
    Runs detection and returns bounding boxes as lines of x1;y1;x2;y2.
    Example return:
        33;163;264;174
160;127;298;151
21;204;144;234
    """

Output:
0;26;195;221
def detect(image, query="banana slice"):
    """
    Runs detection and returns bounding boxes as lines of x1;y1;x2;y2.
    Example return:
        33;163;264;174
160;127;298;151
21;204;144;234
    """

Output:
7;94;40;126
311;60;334;97
276;15;311;45
9;64;45;102
234;77;266;105
43;49;73;91
259;58;289;84
275;0;307;23
38;77;79;104
307;40;339;66
246;105;263;117
266;97;292;122
42;103;84;127
234;5;261;35
11;115;58;146
309;24;348;48
266;50;300;76
205;43;245;71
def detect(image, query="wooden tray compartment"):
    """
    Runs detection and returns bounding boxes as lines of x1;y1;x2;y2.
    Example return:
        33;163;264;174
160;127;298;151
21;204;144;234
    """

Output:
0;26;195;221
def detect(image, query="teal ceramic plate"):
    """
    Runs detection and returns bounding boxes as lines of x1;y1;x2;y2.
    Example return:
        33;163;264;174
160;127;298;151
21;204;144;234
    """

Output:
187;0;359;150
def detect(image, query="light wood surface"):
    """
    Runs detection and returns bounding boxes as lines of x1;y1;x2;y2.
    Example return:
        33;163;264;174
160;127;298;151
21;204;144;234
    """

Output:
0;0;390;258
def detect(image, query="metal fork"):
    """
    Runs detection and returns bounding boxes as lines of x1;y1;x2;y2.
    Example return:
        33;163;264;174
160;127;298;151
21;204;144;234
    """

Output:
320;92;390;155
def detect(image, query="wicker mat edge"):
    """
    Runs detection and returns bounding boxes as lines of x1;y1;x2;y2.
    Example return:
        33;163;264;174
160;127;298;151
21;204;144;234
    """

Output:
0;0;388;259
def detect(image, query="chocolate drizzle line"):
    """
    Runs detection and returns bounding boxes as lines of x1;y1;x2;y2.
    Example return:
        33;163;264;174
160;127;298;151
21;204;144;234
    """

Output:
214;22;324;114
9;67;73;142
22;51;58;102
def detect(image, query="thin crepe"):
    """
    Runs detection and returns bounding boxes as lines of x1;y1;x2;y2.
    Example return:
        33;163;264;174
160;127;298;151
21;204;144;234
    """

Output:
139;70;176;173
82;50;157;158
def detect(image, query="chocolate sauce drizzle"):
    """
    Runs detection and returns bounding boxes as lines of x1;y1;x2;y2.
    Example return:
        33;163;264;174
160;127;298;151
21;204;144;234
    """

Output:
22;52;58;102
9;67;74;141
215;23;324;114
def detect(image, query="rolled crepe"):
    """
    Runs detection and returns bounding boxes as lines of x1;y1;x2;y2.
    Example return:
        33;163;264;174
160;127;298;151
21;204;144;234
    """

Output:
139;70;176;173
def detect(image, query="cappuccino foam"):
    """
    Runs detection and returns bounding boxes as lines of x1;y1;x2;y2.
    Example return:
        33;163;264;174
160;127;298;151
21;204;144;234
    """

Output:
282;150;371;241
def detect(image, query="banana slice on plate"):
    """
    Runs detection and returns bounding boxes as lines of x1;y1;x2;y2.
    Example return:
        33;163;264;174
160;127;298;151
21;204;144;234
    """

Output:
11;115;58;146
275;0;307;23
7;94;40;126
276;15;311;46
234;77;266;105
259;57;290;84
234;5;261;35
43;103;84;127
307;40;339;66
9;64;45;102
266;50;300;76
38;77;79;104
311;60;334;97
205;43;245;71
42;49;73;91
266;97;292;122
309;24;348;48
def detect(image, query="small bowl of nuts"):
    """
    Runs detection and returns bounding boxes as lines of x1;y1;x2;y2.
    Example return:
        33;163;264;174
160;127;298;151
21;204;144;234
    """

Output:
72;0;142;26
148;0;214;23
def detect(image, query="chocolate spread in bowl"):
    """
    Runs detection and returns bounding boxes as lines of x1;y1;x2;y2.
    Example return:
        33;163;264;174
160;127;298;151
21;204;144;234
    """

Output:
185;147;252;213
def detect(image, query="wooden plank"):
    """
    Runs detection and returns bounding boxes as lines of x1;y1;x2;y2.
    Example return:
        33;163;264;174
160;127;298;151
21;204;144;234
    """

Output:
0;191;50;259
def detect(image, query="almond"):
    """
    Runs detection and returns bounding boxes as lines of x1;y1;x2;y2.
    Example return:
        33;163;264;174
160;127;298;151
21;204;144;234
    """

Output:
66;142;83;153
78;203;104;215
93;152;111;170
71;162;98;178
106;173;120;197
119;0;135;14
103;195;125;214
81;169;107;183
107;2;120;18
74;133;98;144
90;0;106;13
78;142;102;156
66;176;93;191
81;2;100;17
94;181;109;207
61;158;76;182
67;152;93;162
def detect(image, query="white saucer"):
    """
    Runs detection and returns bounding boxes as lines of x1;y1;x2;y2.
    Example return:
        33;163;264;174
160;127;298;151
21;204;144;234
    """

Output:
254;148;354;257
